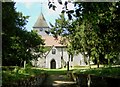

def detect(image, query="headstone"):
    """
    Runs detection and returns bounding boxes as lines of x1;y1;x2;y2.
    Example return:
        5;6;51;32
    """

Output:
24;61;26;69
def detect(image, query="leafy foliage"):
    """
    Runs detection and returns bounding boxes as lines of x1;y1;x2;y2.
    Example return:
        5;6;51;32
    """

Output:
2;2;45;66
48;1;120;67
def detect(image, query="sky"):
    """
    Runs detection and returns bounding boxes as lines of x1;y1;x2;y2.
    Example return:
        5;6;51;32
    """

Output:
14;0;74;31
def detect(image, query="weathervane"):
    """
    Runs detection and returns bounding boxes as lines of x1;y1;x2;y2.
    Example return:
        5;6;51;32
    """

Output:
41;2;43;13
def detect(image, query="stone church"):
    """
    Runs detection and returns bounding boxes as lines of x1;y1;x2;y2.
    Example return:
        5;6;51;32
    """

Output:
32;12;87;69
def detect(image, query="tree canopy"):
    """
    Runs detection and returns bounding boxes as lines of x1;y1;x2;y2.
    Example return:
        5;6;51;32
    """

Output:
48;1;120;67
2;2;45;66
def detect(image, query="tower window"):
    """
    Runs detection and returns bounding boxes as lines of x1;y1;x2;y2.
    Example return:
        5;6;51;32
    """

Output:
52;49;56;54
40;28;43;31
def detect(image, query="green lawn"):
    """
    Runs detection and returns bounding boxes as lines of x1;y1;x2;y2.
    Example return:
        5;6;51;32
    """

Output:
72;66;120;77
42;65;120;77
43;68;68;75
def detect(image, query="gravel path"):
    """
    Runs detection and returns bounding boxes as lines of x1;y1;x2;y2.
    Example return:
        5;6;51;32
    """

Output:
42;74;78;87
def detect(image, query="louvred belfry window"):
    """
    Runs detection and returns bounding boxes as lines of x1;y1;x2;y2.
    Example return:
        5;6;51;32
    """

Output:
40;28;43;31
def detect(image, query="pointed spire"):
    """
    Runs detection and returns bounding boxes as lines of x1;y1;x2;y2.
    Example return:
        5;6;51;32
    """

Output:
33;13;49;28
33;3;49;28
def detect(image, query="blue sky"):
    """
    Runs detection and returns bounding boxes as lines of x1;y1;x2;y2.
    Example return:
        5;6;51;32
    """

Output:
15;2;59;31
14;0;73;32
14;0;74;31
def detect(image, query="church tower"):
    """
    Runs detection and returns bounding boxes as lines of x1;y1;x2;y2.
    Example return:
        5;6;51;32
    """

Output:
33;12;49;36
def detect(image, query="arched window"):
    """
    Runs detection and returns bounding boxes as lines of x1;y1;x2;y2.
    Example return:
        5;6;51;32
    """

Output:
52;49;56;54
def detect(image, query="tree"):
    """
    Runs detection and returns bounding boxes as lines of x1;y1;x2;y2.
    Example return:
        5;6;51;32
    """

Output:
48;1;120;68
2;2;45;66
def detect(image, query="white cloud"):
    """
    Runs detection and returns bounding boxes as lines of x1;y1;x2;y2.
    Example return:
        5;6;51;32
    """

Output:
14;0;48;9
22;2;33;9
14;0;47;2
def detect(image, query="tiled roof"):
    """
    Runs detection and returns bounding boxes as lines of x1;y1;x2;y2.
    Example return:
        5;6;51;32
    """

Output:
33;13;49;28
33;13;66;47
42;36;66;47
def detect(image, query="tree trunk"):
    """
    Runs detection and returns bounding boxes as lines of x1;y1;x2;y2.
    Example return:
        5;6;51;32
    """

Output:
83;53;87;65
97;57;100;68
24;61;26;69
108;58;111;67
20;59;23;67
88;56;91;69
67;61;69;71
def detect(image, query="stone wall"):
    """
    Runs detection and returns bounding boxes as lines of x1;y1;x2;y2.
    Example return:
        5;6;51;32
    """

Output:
72;73;120;87
2;74;47;87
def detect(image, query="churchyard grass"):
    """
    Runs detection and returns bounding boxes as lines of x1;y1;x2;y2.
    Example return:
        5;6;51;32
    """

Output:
2;65;120;85
43;68;69;75
72;65;120;77
2;66;46;84
42;65;120;77
41;65;120;76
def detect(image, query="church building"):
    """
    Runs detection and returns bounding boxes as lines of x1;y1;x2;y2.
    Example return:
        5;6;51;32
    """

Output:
32;12;87;69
